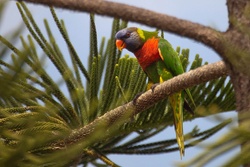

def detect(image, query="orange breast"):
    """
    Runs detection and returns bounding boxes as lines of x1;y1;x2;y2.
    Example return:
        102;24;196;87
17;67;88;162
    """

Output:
134;37;161;70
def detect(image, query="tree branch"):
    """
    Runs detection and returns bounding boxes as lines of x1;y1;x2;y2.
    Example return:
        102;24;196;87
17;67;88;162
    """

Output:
20;0;223;53
54;61;228;149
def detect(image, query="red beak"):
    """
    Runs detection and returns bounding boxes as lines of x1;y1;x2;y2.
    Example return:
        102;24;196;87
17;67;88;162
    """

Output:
116;39;126;51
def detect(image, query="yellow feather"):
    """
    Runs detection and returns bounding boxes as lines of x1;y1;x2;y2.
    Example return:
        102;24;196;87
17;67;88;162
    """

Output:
158;48;164;60
137;28;145;40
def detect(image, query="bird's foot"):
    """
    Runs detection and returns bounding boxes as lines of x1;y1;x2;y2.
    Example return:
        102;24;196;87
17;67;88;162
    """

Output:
133;83;159;105
150;83;160;93
132;92;143;105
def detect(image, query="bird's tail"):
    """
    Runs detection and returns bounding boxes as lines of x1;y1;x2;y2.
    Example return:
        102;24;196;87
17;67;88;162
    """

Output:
169;92;185;159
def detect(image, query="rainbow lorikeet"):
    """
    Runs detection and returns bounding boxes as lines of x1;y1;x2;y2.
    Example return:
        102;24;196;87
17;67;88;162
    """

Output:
115;27;195;158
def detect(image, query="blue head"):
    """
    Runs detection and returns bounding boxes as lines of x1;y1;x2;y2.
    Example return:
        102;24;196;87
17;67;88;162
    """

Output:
115;27;143;52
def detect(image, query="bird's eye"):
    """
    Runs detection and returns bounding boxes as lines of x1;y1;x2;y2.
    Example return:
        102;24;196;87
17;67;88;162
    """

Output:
125;32;130;38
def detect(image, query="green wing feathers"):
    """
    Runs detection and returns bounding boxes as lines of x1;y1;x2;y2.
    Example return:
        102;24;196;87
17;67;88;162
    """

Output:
158;37;196;158
158;38;184;76
158;38;196;108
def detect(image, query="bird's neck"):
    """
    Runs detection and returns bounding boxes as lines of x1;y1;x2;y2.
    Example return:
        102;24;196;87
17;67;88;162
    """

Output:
134;37;161;70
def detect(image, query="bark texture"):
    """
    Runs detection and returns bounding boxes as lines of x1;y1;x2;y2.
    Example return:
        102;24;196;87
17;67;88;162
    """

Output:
226;1;250;166
224;0;250;111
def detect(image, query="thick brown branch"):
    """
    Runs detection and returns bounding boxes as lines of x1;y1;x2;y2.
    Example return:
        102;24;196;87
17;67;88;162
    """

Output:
134;61;228;114
20;0;223;53
222;0;250;77
55;61;228;148
227;0;250;29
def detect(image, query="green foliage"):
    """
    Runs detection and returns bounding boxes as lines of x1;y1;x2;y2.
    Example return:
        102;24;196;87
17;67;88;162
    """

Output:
0;2;237;166
177;112;250;167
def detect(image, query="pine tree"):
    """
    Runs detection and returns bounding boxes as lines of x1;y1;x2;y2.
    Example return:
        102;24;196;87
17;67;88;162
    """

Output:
0;1;249;166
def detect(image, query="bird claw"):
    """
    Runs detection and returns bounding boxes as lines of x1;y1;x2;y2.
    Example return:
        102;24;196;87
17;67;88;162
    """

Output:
150;83;160;93
132;92;143;105
133;83;159;105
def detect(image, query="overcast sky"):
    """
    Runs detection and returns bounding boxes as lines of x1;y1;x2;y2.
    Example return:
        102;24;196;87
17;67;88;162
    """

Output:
1;1;238;167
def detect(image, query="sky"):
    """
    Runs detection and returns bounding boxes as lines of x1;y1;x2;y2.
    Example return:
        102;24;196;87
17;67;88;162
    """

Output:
0;0;239;167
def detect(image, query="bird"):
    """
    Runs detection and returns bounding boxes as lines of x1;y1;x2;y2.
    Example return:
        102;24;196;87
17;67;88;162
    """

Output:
115;27;195;158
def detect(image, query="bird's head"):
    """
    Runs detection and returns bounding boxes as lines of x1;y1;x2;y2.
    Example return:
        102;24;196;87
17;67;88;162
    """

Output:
115;27;144;53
